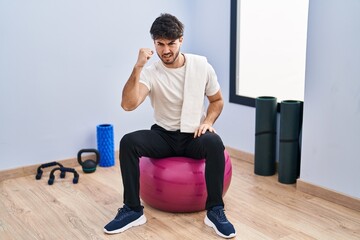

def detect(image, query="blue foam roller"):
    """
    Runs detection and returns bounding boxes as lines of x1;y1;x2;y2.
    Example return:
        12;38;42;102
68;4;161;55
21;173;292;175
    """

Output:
96;124;115;167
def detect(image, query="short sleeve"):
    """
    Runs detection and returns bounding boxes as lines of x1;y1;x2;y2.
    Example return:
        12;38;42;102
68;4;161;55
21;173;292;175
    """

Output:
139;66;152;91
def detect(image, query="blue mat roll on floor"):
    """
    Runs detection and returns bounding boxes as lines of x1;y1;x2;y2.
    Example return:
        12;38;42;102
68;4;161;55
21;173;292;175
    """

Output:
278;100;303;184
254;96;278;176
96;124;115;167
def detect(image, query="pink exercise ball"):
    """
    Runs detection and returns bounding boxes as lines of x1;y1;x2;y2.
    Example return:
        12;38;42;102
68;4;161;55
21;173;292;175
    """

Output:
139;150;232;212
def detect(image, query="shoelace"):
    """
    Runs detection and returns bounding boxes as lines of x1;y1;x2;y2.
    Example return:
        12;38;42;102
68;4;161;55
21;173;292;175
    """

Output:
212;207;229;223
115;206;132;220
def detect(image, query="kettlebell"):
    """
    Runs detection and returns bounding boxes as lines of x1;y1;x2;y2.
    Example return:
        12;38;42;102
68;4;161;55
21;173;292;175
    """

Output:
77;149;100;173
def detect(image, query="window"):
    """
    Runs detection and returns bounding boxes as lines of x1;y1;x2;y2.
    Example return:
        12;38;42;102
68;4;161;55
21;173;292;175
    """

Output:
230;0;309;107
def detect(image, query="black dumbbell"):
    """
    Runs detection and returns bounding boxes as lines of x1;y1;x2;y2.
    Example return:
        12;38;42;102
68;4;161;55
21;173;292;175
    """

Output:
48;167;79;185
36;161;65;180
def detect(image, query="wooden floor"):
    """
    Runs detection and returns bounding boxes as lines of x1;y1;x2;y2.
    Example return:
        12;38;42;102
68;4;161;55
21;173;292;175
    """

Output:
1;157;360;240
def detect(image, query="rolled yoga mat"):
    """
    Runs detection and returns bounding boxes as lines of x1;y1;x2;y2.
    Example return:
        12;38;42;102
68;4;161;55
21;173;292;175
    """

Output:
278;100;303;184
254;96;278;176
96;124;115;167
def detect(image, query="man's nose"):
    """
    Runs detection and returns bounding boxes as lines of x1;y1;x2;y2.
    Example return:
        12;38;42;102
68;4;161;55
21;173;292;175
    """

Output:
163;45;171;53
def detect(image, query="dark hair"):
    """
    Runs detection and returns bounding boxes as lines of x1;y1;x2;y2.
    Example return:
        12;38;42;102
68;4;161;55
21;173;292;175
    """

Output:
150;13;184;40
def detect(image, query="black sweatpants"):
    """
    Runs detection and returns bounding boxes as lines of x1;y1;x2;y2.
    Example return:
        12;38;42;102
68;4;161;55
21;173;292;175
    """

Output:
119;124;225;211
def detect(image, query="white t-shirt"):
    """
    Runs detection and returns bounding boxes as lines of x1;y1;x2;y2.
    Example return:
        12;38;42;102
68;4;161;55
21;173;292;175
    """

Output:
139;54;220;131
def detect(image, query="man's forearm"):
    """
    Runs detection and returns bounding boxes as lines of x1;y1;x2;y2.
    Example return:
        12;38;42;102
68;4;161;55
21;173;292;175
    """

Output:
203;99;224;126
121;66;143;111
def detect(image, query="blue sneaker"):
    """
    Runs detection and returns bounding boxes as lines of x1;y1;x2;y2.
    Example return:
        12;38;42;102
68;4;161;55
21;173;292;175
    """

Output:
205;206;236;238
104;205;147;234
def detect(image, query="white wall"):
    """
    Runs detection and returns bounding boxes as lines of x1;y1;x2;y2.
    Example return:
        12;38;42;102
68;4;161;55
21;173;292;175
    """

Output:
1;0;253;173
300;0;360;198
0;0;190;170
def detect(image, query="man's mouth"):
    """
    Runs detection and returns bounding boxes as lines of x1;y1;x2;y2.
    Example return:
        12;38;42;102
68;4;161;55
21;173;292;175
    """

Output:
163;54;172;59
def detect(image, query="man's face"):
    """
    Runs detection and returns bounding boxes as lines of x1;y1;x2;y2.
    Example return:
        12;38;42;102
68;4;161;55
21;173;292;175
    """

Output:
154;37;183;66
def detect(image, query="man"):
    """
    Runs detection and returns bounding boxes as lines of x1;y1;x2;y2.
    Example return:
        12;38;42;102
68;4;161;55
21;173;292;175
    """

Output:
104;13;236;239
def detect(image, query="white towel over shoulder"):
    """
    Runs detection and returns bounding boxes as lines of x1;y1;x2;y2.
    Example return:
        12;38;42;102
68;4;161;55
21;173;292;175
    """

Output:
180;54;208;133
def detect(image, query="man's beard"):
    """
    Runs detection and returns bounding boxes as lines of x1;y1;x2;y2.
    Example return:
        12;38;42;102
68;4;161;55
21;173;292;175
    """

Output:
159;50;180;65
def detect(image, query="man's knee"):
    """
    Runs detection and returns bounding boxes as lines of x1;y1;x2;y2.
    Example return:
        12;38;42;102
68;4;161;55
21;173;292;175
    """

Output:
201;132;224;150
120;132;139;150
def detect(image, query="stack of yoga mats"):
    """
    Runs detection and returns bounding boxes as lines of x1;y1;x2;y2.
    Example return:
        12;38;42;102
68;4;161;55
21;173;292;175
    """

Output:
254;96;278;176
254;97;303;184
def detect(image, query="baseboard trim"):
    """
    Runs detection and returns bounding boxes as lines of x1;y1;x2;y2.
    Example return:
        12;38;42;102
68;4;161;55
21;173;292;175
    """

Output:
0;152;119;182
225;146;254;164
297;179;360;212
225;146;360;212
0;157;79;182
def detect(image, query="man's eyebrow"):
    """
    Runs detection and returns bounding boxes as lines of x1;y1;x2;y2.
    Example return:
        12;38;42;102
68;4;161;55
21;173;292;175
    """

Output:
156;40;177;45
